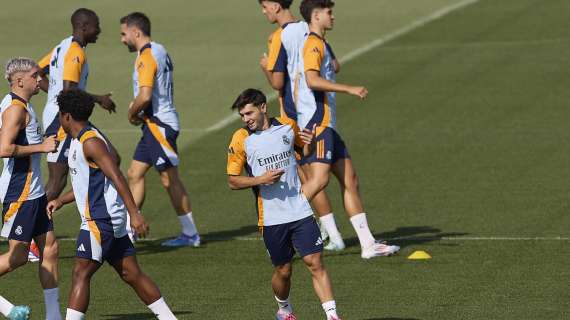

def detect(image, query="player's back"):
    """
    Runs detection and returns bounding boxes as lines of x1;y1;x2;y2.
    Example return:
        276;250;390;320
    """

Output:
38;36;89;134
0;93;44;203
133;42;179;131
68;126;127;237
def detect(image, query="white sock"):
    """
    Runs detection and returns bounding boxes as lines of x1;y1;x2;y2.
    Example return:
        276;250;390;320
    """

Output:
349;213;376;248
0;295;15;317
322;300;339;319
178;212;198;237
65;308;85;320
148;297;177;320
275;296;293;314
44;288;62;320
319;213;343;244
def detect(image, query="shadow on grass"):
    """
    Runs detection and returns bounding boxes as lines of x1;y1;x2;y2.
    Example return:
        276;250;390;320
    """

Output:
343;225;469;249
101;311;192;319
134;224;259;256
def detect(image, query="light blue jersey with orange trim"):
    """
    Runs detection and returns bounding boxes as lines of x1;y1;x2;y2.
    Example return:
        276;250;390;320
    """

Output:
0;93;45;204
69;126;127;238
133;42;179;131
227;117;313;227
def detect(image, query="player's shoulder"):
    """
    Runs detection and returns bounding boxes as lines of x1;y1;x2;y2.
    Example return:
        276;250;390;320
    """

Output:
273;116;296;129
78;127;104;144
231;127;251;142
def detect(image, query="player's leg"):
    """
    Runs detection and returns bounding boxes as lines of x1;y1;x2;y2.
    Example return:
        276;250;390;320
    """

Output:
35;231;62;320
0;240;29;275
331;157;399;258
263;223;297;318
65;257;102;319
0;295;30;320
108;236;176;319
127;160;151;209
301;163;344;251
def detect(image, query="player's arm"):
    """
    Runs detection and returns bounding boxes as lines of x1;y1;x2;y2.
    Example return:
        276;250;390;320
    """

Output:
260;54;285;90
46;189;75;218
260;32;286;90
62;81;116;113
37;52;51;93
227;170;285;190
305;70;367;99
0;106;57;158
83;137;148;237
128;86;152;125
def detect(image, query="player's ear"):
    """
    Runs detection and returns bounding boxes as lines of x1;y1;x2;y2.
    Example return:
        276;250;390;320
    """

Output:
260;103;267;113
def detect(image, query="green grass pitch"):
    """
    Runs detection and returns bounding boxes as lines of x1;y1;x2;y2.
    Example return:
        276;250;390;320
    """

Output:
1;0;570;319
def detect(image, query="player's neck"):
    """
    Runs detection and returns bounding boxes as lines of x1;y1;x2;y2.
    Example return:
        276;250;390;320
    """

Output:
260;117;271;131
72;33;88;47
69;122;89;139
309;24;326;38
276;11;296;27
136;38;152;52
10;88;31;103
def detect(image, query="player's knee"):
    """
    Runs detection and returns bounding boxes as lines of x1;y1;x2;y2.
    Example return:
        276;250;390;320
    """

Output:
274;264;292;279
7;252;28;271
159;172;172;188
119;267;142;284
304;255;325;274
127;167;144;182
42;240;59;262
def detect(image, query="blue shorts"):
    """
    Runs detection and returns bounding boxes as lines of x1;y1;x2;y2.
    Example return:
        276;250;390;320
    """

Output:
263;216;323;266
45;117;72;164
133;117;179;171
301;127;349;165
1;195;53;242
75;227;135;264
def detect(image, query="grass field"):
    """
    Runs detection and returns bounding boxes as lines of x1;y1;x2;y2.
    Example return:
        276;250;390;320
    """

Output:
2;0;570;319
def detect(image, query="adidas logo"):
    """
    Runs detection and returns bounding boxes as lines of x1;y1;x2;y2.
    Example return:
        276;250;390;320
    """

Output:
315;237;323;246
77;244;86;252
156;157;166;166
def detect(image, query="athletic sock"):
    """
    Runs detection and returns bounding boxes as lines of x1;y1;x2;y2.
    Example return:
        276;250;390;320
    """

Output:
319;213;343;244
349;213;376;248
178;212;198;236
148;297;177;320
44;288;62;320
65;308;85;320
0;295;15;317
275;296;293;314
322;300;339;319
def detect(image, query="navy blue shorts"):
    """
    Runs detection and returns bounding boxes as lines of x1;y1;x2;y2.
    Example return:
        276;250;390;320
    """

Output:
76;228;135;264
301;127;349;165
263;216;324;266
1;195;53;242
133;118;179;171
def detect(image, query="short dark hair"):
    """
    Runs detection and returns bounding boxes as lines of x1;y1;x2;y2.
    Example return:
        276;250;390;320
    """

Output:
120;12;151;37
258;0;293;9
71;8;98;29
57;89;95;121
231;89;267;110
300;0;334;23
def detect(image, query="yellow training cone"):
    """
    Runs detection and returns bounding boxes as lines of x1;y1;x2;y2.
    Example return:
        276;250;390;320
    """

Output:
408;250;432;260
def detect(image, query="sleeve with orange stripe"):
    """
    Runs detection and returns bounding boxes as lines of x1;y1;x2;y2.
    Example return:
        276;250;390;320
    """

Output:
266;28;287;72
303;36;325;72
227;128;248;175
137;51;157;88
37;50;52;75
62;43;86;83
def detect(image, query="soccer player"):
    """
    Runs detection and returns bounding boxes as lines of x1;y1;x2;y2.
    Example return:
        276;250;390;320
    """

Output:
46;89;177;320
0;58;61;320
296;0;400;259
227;89;341;320
37;8;116;202
258;0;346;251
119;12;200;247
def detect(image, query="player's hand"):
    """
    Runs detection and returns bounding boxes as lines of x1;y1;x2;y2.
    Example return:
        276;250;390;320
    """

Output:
260;53;268;70
46;199;63;219
42;135;58;153
258;169;285;185
97;93;116;113
130;211;149;238
299;124;317;145
128;101;144;126
348;86;368;99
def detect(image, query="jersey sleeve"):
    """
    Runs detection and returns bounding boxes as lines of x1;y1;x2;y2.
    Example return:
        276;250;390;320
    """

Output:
136;51;158;88
62;43;86;83
227;129;249;175
37;50;52;75
303;37;325;72
266;29;287;73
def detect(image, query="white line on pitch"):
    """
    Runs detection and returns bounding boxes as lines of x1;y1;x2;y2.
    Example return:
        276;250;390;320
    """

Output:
197;0;480;137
